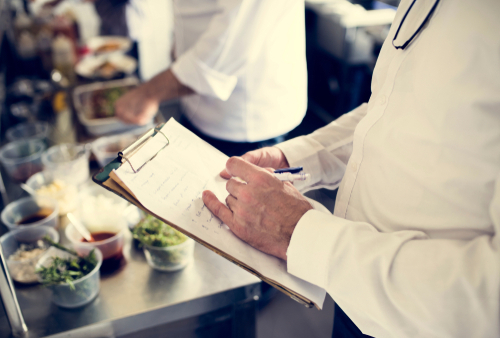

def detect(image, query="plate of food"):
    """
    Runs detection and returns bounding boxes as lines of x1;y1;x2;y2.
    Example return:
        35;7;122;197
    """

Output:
75;54;137;80
87;36;132;55
73;77;153;136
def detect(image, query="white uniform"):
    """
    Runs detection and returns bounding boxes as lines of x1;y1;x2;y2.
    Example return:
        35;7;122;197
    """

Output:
277;0;500;337
170;0;307;142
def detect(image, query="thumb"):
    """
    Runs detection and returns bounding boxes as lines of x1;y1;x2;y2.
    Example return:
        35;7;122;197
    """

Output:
220;150;261;179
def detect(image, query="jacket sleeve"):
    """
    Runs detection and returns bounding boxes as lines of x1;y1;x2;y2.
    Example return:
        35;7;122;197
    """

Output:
171;0;298;101
276;103;368;193
286;173;500;338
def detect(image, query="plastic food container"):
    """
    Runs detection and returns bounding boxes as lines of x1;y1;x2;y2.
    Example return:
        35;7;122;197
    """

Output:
1;196;59;231
143;238;195;272
72;77;153;136
77;184;129;232
66;223;124;263
6;121;50;143
0;226;59;284
91;130;146;168
0;139;46;183
41;143;90;186
36;246;103;308
26;171;78;215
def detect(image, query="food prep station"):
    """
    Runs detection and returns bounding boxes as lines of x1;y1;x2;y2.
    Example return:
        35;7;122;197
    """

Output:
0;1;261;337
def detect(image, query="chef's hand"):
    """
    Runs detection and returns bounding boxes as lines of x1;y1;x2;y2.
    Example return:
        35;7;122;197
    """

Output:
115;69;194;125
114;84;159;125
220;147;290;179
203;157;312;260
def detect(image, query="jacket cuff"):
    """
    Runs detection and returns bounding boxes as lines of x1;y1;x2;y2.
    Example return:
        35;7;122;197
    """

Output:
275;136;324;191
171;49;238;101
286;209;343;288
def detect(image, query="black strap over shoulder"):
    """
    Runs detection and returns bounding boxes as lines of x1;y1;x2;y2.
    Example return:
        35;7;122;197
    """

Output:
392;0;441;50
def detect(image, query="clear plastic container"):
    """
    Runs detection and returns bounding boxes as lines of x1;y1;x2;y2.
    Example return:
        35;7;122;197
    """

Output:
66;223;124;262
36;246;103;308
6;121;50;143
91;132;143;168
143;238;195;272
0;226;59;284
1;196;59;231
41;143;90;186
26;171;78;215
77;183;129;231
0;139;46;183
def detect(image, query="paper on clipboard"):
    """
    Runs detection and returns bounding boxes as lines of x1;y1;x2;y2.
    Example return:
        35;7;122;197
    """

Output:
110;118;327;309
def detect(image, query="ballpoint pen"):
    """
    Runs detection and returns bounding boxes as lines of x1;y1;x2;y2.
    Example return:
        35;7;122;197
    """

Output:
273;172;310;181
273;167;310;181
234;167;310;183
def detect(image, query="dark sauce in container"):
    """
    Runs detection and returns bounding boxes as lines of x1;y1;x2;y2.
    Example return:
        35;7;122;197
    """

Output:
16;208;53;225
82;232;124;272
82;232;116;242
11;164;43;183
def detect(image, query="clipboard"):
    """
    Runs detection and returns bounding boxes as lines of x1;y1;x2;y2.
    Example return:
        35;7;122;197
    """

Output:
92;123;317;309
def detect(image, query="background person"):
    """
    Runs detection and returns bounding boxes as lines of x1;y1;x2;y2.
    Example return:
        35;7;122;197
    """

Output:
114;0;307;156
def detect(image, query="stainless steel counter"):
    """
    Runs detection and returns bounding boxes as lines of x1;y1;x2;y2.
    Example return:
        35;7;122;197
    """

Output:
0;229;261;338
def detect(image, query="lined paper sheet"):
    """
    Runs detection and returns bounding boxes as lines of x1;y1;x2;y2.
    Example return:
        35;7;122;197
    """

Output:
114;118;326;308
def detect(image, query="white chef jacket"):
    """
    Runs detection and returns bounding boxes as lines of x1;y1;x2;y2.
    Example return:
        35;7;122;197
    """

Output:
170;0;307;142
277;0;500;337
126;0;173;81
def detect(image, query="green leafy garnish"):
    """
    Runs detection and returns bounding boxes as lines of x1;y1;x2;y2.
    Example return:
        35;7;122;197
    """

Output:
132;214;187;247
36;237;97;290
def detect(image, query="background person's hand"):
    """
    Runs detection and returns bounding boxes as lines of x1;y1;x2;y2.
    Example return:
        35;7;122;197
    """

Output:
203;157;312;260
114;84;159;125
220;147;290;179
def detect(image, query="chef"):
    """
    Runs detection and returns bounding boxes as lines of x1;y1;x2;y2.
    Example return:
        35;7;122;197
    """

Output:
115;0;307;156
202;0;500;337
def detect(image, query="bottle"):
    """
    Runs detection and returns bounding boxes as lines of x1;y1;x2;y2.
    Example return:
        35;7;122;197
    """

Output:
36;28;53;72
51;91;76;144
17;31;36;59
51;35;76;85
13;11;32;41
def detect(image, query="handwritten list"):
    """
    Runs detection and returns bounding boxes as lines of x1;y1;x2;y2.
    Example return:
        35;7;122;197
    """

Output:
114;118;326;308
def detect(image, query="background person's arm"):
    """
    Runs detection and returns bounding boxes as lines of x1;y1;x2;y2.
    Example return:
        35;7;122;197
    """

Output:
115;69;193;125
170;0;302;102
116;0;297;125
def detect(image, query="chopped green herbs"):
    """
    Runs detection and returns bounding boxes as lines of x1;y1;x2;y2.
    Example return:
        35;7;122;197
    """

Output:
92;87;129;118
36;237;97;290
132;214;187;247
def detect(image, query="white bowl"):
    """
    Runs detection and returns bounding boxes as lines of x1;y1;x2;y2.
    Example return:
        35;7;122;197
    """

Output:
75;54;137;79
87;36;132;55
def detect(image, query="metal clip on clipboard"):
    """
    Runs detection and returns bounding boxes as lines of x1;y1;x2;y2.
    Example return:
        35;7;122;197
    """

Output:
118;123;169;173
